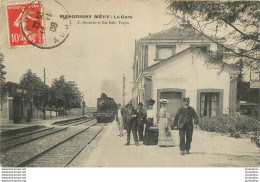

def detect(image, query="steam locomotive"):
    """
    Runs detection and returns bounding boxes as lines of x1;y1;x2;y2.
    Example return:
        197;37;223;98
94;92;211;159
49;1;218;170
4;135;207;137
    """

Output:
94;93;117;123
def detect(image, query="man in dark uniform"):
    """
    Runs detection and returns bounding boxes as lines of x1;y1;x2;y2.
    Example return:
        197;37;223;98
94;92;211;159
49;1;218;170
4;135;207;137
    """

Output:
125;103;139;146
122;104;128;130
137;102;146;141
173;97;199;155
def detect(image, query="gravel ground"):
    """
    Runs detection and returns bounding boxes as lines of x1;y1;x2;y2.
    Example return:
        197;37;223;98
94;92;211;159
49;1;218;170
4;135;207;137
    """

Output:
0;127;66;151
77;119;97;127
27;126;102;167
63;118;95;127
56;118;88;126
26;126;103;167
67;123;111;167
0;126;89;167
83;121;260;167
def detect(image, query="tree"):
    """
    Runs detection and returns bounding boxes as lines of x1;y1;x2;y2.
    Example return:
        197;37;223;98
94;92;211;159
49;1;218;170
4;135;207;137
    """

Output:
167;1;260;69
64;81;82;113
0;53;7;110
49;76;66;116
20;69;48;119
49;76;82;116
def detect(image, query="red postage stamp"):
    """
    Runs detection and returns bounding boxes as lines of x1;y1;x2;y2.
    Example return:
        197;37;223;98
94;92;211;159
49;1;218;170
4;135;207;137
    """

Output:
6;3;44;48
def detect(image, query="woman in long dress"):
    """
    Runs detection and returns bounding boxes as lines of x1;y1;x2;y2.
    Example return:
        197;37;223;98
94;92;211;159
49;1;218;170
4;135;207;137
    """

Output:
143;99;157;145
158;99;175;147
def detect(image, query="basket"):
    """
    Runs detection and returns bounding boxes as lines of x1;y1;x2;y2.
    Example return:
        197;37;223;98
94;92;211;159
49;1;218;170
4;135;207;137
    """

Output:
149;126;159;131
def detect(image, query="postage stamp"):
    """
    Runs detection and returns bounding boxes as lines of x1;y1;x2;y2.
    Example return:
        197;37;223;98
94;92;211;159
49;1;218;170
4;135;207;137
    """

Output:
21;0;71;49
6;3;44;48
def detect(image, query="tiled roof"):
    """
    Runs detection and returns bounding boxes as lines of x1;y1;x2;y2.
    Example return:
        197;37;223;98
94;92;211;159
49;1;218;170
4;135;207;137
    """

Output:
140;26;223;41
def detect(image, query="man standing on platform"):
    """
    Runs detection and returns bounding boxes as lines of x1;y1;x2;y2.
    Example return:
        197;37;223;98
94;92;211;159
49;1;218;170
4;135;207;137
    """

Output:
122;104;128;130
137;102;146;141
173;97;199;155
116;104;123;137
125;103;139;146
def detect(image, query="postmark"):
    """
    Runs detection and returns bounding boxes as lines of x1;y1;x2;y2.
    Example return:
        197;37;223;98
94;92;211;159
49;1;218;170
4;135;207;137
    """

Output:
6;3;44;48
20;0;71;49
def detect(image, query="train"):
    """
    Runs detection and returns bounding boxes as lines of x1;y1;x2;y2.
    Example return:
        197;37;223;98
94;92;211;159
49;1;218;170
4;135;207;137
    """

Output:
94;93;117;123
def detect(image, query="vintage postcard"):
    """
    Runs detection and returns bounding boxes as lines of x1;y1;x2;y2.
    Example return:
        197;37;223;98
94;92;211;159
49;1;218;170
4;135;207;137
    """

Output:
0;0;259;181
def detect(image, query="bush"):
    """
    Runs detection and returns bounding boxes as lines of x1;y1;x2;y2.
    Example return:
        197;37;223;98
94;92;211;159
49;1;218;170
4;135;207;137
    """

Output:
235;116;259;133
198;116;259;134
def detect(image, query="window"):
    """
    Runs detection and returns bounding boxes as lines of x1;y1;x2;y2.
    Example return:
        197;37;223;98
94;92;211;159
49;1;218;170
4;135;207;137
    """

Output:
155;45;176;60
200;92;219;117
142;45;144;70
190;44;210;52
144;45;148;68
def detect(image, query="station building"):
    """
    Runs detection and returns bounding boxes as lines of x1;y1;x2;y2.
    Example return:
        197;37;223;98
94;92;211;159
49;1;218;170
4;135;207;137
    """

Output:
0;82;33;124
0;82;86;124
131;26;239;119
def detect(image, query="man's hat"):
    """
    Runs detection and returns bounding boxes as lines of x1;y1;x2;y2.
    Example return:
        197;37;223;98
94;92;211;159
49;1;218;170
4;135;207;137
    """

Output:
146;99;155;106
128;103;133;107
183;97;190;102
138;102;143;106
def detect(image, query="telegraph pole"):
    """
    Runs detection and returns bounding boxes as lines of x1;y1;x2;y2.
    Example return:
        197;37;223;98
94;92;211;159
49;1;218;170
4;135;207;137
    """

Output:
122;75;126;107
82;94;85;116
44;68;46;85
30;87;33;121
43;68;46;120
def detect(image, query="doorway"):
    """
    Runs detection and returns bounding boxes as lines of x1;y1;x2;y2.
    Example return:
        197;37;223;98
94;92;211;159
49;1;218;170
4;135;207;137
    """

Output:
157;89;185;124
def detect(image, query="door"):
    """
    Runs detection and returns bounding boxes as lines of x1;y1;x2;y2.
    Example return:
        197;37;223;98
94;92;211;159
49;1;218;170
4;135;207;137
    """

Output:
13;97;22;123
159;91;183;124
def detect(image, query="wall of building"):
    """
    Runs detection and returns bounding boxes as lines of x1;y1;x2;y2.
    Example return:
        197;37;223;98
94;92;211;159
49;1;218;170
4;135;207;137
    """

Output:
151;51;231;116
132;77;145;106
0;99;9;123
145;41;218;69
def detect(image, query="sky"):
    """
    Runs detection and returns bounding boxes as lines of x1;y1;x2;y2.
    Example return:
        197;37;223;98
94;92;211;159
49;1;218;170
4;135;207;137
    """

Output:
0;0;174;106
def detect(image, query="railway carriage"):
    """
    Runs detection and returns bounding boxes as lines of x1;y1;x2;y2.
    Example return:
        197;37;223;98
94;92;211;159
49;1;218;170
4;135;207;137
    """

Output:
94;93;117;123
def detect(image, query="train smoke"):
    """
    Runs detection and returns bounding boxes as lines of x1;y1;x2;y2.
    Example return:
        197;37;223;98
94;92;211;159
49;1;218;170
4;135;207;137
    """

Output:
100;79;120;104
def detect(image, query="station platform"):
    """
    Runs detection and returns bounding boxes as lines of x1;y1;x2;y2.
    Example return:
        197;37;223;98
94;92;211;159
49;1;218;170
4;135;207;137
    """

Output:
82;120;260;167
0;116;87;137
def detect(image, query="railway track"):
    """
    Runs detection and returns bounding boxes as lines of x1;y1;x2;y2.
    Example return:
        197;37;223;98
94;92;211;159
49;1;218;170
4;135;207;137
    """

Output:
0;120;108;167
54;117;94;127
0;118;94;152
0;127;54;142
0;127;67;152
23;124;107;167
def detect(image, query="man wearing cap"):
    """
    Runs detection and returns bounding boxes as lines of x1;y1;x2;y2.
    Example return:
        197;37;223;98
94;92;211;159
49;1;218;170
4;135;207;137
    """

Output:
125;103;139;146
122;104;128;130
173;97;199;155
137;102;146;141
